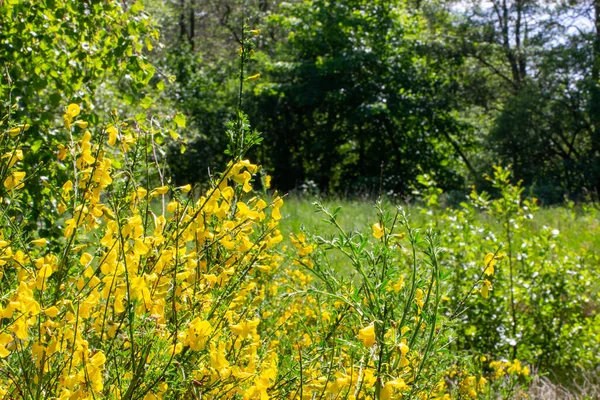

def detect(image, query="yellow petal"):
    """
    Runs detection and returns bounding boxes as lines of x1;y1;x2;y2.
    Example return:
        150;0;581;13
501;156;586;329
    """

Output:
31;238;47;247
372;223;384;239
66;103;80;118
358;324;376;347
80;252;93;266
483;253;497;276
106;126;118;146
153;186;169;195
481;279;491;298
90;351;106;367
177;184;191;193
45;306;59;318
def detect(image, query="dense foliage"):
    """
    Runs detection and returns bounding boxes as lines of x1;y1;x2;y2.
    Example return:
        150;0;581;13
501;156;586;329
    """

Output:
0;0;165;233
155;0;600;202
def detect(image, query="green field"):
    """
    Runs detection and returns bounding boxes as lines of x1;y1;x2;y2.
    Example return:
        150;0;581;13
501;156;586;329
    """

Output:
281;196;600;252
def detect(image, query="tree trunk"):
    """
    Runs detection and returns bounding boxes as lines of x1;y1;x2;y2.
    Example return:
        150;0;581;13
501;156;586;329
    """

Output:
189;0;195;50
592;0;600;196
180;0;186;40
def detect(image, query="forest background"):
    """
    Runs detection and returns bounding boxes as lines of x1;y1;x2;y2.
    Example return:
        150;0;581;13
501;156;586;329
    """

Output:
149;0;600;204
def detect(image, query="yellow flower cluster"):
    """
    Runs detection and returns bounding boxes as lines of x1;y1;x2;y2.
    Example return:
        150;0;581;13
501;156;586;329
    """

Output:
480;252;504;298
1;125;27;191
433;357;531;399
0;105;541;399
489;359;530;380
289;233;310;255
0;109;287;399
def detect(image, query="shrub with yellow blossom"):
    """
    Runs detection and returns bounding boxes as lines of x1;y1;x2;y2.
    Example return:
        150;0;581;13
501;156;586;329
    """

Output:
0;100;287;398
273;200;509;399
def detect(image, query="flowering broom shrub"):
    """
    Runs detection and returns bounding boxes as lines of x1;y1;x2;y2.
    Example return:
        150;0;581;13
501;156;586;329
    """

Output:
2;96;598;400
0;102;541;399
0;102;287;398
261;200;522;399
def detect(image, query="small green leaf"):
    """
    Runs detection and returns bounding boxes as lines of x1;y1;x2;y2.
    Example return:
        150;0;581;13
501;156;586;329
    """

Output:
174;113;186;128
140;96;153;109
31;140;43;153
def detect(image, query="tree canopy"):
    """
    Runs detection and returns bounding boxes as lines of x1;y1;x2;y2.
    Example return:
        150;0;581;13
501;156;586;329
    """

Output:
4;0;598;202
